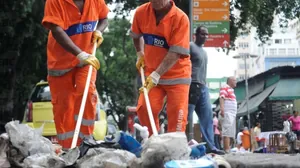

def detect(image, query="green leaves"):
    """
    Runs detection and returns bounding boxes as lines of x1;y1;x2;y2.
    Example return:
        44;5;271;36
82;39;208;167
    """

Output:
231;0;300;44
96;18;137;122
0;0;48;121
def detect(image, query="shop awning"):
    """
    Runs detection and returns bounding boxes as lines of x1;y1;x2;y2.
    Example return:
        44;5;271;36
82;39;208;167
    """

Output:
237;84;277;117
234;79;265;102
269;79;300;100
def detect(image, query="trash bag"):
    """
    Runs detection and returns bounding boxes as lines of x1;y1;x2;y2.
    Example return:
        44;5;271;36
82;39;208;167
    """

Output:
141;132;191;168
78;137;121;158
23;153;66;168
60;147;80;166
76;148;137;168
7;146;24;167
22;147;80;168
77;147;115;165
286;131;297;143
5;121;54;157
212;155;231;168
0;133;10;168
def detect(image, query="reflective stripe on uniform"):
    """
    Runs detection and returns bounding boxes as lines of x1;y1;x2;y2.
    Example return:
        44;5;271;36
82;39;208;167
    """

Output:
169;46;190;55
57;131;74;140
48;68;73;76
74;115;95;126
57;131;93;140
158;78;191;85
129;30;142;39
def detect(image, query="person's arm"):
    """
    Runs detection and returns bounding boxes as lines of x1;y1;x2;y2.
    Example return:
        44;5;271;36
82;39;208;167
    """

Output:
96;18;108;33
219;86;227;117
42;0;82;56
220;98;225;117
213;121;217;134
155;15;190;77
155;52;180;76
133;37;144;53
289;118;293;129
48;24;82;56
130;7;146;71
130;6;144;53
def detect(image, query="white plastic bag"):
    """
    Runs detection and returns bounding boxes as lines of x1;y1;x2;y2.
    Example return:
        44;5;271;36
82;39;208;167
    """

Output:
0;133;10;168
5;121;54;157
23;153;65;168
141;132;191;167
77;148;137;168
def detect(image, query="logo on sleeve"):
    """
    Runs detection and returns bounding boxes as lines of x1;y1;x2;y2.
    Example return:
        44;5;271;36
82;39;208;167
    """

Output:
143;34;169;49
65;21;97;36
82;23;93;32
154;38;165;47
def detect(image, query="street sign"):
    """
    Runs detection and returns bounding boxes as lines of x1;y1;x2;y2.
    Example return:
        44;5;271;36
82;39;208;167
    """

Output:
193;0;229;8
193;8;229;21
193;21;230;34
204;34;230;48
192;0;230;47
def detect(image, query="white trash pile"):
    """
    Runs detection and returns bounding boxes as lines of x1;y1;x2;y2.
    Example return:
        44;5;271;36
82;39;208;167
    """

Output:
0;121;195;168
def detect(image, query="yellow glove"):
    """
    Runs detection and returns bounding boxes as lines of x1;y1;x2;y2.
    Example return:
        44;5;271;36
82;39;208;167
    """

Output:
92;30;104;48
136;51;145;70
139;71;160;93
77;52;100;70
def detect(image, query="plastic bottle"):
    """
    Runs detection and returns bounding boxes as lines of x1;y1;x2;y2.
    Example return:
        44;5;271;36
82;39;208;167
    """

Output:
190;144;206;159
110;131;142;157
133;123;149;142
263;142;267;153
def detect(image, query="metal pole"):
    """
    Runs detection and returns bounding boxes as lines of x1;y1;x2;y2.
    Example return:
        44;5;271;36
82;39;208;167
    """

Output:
188;0;194;141
189;0;193;41
244;55;251;129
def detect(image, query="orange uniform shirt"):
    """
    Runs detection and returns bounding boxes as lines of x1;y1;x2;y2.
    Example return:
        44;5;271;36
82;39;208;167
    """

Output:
130;1;191;84
42;0;109;71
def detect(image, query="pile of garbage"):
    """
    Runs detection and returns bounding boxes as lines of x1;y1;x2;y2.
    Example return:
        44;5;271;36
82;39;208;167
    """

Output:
0;121;230;168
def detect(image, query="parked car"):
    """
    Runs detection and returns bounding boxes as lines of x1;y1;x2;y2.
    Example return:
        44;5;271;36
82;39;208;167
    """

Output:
22;80;108;143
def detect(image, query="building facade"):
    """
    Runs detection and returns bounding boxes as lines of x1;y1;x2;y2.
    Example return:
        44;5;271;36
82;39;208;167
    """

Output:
235;17;300;80
263;17;300;70
291;19;300;49
234;28;262;81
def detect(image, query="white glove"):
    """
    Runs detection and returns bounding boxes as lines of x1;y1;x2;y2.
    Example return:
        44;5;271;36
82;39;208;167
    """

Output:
149;71;160;85
76;51;89;67
140;71;161;93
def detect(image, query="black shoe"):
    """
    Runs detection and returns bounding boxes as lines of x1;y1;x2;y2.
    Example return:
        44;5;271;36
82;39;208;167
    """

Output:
210;148;225;155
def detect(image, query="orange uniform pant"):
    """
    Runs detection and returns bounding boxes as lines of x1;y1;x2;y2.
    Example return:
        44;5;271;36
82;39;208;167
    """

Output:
136;84;189;135
47;65;97;149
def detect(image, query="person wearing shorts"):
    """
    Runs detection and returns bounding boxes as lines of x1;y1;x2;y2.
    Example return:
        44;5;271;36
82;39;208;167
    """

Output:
219;76;237;153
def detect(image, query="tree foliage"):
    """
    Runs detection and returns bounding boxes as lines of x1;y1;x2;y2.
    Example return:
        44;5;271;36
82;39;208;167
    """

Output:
232;0;300;45
0;0;47;123
96;18;138;129
106;0;300;48
0;0;299;128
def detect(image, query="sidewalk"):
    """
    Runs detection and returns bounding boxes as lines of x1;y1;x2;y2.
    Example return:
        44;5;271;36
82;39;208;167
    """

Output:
224;153;300;168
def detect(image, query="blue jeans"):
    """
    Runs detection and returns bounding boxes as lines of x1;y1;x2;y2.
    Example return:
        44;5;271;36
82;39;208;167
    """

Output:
188;83;216;150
